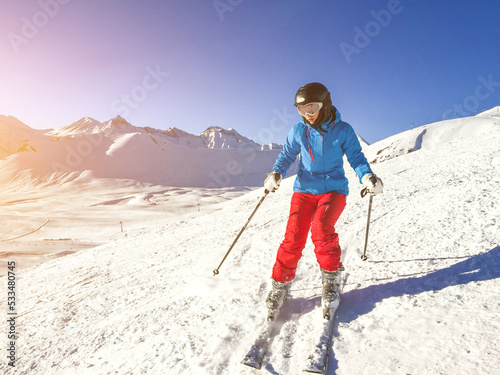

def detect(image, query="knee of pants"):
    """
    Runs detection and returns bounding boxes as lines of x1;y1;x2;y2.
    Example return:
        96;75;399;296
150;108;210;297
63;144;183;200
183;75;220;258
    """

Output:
311;226;341;259
314;242;342;271
276;242;304;267
311;223;337;244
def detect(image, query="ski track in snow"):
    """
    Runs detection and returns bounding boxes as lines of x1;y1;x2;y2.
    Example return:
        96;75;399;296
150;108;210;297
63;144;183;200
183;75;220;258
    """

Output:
1;118;499;374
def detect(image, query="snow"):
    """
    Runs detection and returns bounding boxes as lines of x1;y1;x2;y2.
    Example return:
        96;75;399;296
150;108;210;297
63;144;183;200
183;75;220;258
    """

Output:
0;110;499;374
477;105;500;118
200;126;264;150
0;116;47;160
47;117;276;151
0;116;283;188
364;114;499;164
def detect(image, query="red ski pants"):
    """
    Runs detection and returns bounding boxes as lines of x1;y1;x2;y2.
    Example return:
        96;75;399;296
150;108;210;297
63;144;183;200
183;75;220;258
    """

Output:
272;192;346;283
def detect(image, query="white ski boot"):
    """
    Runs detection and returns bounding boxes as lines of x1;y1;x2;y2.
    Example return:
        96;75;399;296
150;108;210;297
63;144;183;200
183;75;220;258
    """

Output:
321;267;343;319
266;279;290;321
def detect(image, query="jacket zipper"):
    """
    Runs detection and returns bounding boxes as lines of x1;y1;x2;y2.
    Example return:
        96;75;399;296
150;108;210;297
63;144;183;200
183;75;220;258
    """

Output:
308;145;315;163
306;127;316;163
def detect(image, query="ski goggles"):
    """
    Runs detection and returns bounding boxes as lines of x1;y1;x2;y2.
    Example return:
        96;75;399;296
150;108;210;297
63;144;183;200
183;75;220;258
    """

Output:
296;102;323;116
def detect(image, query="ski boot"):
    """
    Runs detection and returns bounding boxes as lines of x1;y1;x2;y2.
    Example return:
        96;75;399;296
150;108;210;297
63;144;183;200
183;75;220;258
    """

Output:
321;266;343;319
266;279;290;321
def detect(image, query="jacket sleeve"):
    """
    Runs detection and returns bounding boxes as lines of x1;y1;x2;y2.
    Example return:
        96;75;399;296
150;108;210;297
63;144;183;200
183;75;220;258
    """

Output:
272;124;301;176
342;123;373;183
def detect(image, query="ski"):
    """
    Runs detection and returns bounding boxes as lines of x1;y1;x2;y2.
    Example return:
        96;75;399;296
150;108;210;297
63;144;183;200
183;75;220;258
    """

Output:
241;318;277;369
243;279;289;369
304;273;343;374
304;295;340;373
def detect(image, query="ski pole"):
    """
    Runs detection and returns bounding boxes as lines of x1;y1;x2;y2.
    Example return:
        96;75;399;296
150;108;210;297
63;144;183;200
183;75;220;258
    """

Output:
360;187;373;261
213;189;269;276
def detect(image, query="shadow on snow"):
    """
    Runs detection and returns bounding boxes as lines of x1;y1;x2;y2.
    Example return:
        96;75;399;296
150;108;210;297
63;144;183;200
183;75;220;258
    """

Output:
338;246;500;324
253;247;499;374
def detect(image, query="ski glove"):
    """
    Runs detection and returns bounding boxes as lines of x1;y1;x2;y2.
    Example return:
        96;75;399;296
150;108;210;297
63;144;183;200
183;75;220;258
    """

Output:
264;172;282;193
362;173;383;195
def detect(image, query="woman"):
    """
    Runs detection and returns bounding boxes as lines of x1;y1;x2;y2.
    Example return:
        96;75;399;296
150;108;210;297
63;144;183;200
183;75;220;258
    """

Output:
263;82;383;320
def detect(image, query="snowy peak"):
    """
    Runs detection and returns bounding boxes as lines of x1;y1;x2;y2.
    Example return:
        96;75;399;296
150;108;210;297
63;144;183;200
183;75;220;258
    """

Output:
145;126;206;148
200;126;242;137
145;126;188;139
101;116;138;132
0;115;34;131
48;116;140;137
47;117;103;137
199;126;262;149
476;105;500;119
262;142;282;150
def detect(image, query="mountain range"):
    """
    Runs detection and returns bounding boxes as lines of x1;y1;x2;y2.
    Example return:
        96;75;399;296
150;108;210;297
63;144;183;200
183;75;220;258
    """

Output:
0;115;285;188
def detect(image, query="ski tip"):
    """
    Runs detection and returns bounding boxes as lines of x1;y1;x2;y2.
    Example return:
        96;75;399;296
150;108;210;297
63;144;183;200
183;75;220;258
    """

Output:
242;357;262;369
304;355;327;373
304;366;324;374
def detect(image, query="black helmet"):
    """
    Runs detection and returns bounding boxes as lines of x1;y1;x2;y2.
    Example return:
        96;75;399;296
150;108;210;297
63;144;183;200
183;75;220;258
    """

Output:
294;82;330;107
294;82;333;129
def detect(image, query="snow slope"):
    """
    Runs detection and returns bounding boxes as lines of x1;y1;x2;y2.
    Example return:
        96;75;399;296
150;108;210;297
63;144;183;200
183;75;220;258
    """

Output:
0;176;251;272
477;105;500;118
1;111;499;374
46;116;140;137
0;115;49;160
365;113;499;164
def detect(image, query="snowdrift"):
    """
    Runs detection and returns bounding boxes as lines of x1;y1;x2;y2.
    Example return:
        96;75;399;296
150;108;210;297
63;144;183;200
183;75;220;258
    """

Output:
365;111;499;164
1;110;499;374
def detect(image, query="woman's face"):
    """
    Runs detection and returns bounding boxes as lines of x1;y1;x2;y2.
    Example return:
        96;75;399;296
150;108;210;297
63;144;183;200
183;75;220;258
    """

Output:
305;111;320;125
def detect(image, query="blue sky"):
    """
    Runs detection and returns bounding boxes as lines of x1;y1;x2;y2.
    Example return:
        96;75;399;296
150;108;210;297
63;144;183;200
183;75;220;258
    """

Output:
1;0;499;144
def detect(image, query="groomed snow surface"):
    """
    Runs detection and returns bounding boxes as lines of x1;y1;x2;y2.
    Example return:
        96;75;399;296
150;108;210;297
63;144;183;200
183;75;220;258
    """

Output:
1;111;500;374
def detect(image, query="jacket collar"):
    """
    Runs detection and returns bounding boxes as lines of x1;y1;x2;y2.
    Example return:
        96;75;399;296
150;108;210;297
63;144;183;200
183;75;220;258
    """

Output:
302;106;341;133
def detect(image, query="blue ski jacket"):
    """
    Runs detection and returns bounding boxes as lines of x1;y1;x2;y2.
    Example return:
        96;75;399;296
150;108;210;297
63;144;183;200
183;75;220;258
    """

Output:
272;107;372;195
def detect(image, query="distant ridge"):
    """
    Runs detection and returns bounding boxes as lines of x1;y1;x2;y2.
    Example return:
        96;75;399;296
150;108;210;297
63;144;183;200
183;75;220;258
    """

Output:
0;115;284;187
47;116;280;151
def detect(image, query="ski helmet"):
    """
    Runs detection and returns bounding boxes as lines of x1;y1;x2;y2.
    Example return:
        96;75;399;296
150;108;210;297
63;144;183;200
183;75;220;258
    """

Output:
294;82;333;128
294;82;330;107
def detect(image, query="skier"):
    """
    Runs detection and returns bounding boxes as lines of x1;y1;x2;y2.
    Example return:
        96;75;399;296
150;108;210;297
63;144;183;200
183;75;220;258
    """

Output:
263;82;383;320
